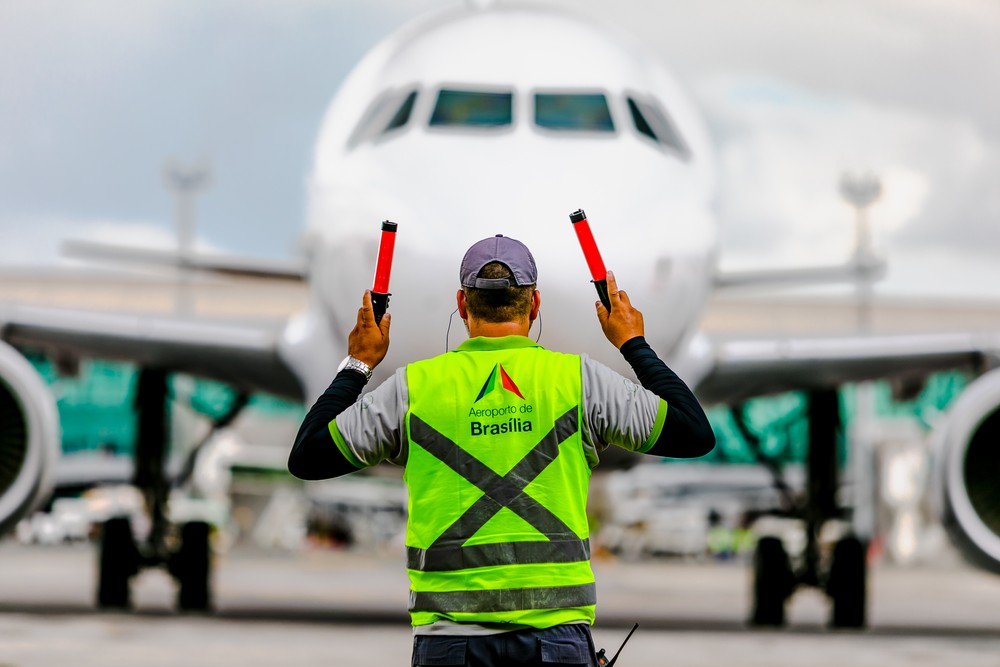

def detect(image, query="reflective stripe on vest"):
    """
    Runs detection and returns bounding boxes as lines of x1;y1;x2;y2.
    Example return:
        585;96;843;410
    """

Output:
409;583;597;614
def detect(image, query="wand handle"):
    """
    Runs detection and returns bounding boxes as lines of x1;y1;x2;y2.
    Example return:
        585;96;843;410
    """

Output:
372;220;397;325
569;209;610;311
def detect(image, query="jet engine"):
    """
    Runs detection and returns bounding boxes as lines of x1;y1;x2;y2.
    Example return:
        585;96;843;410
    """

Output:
937;366;1000;573
0;341;60;535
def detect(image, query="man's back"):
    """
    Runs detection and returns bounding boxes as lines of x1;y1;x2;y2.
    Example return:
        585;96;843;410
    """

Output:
404;336;595;630
288;236;714;666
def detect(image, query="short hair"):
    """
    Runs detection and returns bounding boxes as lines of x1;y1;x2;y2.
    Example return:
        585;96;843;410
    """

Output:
464;261;535;323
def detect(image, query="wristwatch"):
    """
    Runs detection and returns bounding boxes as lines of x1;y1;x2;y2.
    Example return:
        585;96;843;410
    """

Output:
337;355;373;382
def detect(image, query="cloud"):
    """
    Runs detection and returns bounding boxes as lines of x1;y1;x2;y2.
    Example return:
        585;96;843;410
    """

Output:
0;0;443;264
542;0;1000;299
560;0;1000;133
700;75;1000;271
0;216;222;266
875;166;930;234
1;0;997;300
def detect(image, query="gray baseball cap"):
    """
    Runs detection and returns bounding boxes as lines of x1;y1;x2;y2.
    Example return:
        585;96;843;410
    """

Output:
460;234;537;289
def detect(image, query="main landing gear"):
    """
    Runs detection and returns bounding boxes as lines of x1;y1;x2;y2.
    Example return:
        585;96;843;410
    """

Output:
95;368;246;612
734;388;868;629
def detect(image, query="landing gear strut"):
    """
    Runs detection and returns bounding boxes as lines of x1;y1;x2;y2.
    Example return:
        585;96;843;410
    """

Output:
735;388;868;629
95;368;246;612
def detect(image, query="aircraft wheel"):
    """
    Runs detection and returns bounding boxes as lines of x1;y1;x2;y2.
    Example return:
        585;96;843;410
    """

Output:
750;536;793;626
97;517;139;609
173;521;213;612
827;535;866;628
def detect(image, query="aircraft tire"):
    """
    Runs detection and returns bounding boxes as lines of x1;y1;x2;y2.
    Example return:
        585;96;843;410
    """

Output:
827;535;866;628
97;517;138;609
750;536;792;626
175;521;212;612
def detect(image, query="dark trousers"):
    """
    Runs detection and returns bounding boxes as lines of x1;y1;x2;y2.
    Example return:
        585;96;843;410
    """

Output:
412;623;597;666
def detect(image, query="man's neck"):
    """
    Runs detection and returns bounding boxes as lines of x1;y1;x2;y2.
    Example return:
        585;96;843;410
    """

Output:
467;320;531;338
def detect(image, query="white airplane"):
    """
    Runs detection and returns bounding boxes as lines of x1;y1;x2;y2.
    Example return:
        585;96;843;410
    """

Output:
2;1;1000;627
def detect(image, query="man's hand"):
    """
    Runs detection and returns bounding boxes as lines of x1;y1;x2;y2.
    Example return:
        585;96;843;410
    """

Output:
347;290;391;367
596;271;644;349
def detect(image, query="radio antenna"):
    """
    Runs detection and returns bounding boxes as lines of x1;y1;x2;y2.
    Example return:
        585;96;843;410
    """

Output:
596;622;638;667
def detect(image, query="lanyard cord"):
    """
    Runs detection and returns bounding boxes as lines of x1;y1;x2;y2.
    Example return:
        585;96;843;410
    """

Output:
445;308;460;352
445;310;542;352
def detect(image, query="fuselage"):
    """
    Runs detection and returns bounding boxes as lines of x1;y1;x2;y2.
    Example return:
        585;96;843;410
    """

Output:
287;4;719;399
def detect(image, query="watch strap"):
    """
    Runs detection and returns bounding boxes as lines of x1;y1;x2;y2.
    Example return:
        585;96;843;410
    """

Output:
339;355;373;382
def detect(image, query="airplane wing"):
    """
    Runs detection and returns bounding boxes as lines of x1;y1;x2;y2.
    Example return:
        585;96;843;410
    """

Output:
692;331;1000;404
713;257;884;290
61;239;307;282
0;303;303;400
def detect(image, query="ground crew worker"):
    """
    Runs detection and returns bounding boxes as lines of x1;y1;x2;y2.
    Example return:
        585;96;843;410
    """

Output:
288;235;715;666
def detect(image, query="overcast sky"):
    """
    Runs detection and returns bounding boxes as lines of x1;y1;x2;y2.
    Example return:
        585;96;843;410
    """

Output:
2;0;998;299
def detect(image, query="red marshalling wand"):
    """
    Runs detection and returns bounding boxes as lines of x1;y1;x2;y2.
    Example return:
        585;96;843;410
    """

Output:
569;209;611;312
371;220;397;325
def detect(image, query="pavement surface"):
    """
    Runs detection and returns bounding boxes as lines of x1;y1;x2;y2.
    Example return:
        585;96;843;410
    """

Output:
2;540;1000;666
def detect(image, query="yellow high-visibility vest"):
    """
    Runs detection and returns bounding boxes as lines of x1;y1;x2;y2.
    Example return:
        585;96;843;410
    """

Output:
404;336;595;628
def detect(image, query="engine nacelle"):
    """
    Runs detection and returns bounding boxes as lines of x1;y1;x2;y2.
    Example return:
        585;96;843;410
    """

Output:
0;340;60;535
936;366;1000;573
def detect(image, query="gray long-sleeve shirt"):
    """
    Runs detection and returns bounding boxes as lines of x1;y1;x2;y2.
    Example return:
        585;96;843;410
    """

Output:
289;336;714;480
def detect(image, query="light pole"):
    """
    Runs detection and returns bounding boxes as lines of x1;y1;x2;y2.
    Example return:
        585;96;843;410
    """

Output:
839;171;882;334
839;170;882;546
163;161;211;314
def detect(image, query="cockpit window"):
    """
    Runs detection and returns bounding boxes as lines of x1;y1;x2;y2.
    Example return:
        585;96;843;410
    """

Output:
384;90;417;133
348;87;418;149
429;89;513;128
534;93;614;132
627;95;690;158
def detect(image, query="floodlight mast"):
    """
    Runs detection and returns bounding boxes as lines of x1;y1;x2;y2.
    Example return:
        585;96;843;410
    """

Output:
164;161;211;314
839;171;882;334
840;170;883;547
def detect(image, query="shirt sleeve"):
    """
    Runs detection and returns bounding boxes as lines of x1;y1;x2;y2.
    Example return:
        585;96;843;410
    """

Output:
580;337;715;463
580;354;667;460
328;366;409;468
287;367;408;480
619;336;716;458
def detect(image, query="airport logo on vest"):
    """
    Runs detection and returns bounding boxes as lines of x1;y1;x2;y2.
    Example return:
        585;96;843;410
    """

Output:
475;364;524;402
468;365;533;436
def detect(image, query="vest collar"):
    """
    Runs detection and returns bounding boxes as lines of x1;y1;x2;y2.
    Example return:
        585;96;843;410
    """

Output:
456;335;542;352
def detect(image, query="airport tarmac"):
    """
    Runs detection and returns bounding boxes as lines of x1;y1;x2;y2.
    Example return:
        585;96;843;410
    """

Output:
2;540;1000;666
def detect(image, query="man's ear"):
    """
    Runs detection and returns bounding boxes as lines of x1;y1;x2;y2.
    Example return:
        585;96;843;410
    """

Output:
529;289;540;321
457;289;468;320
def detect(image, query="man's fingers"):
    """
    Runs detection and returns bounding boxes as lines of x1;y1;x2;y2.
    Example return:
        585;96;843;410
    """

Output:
597;270;624;316
357;290;376;326
602;272;636;308
606;271;629;307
